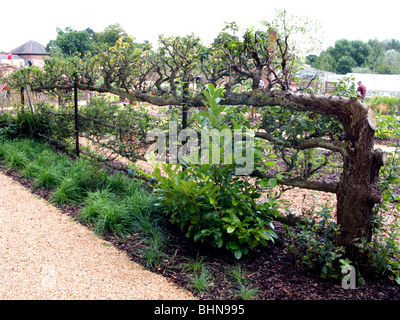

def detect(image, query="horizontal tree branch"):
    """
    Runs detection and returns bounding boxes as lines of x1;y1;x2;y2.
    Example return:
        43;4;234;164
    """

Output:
31;82;370;134
255;131;347;156
251;169;339;194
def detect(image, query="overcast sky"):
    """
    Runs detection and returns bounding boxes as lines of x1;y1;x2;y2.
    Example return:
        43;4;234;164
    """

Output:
1;0;398;53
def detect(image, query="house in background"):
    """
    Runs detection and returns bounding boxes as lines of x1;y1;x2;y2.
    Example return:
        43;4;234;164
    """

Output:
8;40;49;67
1;40;49;96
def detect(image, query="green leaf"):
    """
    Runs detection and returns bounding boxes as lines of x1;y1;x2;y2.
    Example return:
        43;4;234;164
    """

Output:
206;83;215;95
276;173;284;180
198;110;210;118
268;179;278;188
259;178;270;188
227;226;236;234
321;265;328;275
234;250;243;259
357;276;366;287
214;88;224;98
226;241;239;250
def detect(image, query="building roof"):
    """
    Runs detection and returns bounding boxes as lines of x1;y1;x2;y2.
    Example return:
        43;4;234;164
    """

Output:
11;40;49;55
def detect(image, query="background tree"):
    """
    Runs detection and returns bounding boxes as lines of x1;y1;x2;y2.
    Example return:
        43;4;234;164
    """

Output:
314;51;337;72
46;27;94;56
348;40;371;66
93;23;129;47
312;37;400;75
336;55;357;74
368;39;385;73
384;39;400;52
382;49;400;74
324;39;370;74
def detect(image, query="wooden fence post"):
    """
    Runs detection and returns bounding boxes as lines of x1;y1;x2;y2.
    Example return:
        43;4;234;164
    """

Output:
74;82;80;158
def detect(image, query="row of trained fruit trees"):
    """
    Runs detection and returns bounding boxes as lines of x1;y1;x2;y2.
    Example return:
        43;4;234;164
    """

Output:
2;10;398;278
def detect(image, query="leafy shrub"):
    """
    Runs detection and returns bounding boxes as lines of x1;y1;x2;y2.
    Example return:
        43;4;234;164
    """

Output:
368;95;399;116
0;121;20;139
375;113;400;139
154;163;279;259
0;109;50;139
153;84;281;259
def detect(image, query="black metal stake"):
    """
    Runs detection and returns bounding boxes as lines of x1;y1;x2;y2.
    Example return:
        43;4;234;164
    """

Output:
74;82;80;158
20;87;25;108
182;105;188;130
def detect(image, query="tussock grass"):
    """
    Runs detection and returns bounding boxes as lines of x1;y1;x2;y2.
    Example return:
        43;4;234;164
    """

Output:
0;137;158;242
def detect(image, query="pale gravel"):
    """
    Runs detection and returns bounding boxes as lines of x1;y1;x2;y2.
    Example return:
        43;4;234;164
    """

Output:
0;173;195;300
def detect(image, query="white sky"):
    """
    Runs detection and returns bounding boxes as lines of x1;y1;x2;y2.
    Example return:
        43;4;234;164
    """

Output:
1;0;399;53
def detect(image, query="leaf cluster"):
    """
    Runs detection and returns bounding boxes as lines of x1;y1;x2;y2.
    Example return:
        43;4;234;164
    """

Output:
152;85;281;259
284;198;346;279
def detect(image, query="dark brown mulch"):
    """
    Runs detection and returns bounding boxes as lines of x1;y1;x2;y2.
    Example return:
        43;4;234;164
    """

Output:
1;162;400;301
129;223;400;301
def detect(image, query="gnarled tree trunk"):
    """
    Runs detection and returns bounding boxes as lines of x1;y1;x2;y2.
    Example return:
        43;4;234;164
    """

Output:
336;107;386;261
222;91;387;262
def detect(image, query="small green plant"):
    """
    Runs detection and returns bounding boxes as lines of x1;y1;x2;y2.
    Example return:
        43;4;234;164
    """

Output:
4;149;29;170
51;177;85;204
227;262;249;284
78;189;128;237
285;197;345;279
226;262;260;299
235;283;260;300
104;172;131;195
184;255;207;274
140;229;168;269
66;158;109;192
34;166;62;189
187;267;213;294
21;162;40;179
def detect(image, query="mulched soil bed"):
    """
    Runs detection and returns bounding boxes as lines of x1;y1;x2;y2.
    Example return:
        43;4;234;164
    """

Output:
108;222;400;300
2;161;400;301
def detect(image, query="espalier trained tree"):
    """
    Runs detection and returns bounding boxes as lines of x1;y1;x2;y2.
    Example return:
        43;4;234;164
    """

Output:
4;10;387;263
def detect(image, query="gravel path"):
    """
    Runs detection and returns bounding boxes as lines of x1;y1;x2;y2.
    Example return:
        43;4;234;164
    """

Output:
0;173;195;300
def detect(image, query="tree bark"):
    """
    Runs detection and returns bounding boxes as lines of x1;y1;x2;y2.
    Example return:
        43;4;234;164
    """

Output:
336;107;386;261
